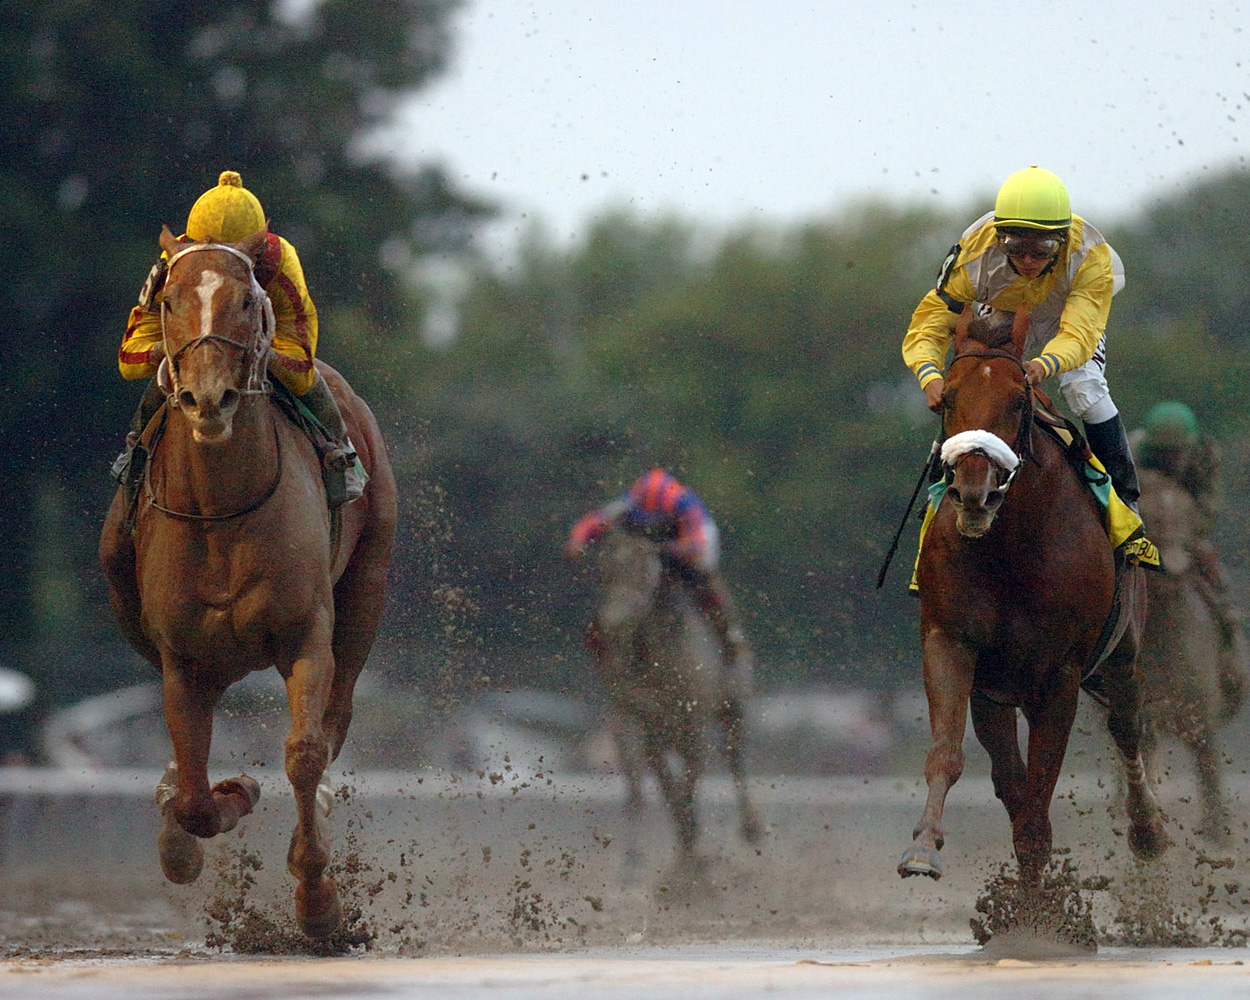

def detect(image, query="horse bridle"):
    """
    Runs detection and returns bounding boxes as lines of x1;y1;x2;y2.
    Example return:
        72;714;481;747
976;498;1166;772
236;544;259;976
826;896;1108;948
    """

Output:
145;242;283;522
160;242;276;406
940;346;1038;489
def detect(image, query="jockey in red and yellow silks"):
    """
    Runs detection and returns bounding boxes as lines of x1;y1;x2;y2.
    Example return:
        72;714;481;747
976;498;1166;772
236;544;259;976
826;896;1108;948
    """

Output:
566;468;752;680
120;227;318;396
111;171;364;507
903;165;1140;510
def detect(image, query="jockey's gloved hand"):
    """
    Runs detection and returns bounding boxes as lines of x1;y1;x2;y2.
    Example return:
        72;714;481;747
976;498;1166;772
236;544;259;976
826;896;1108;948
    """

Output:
1025;360;1046;386
923;377;945;413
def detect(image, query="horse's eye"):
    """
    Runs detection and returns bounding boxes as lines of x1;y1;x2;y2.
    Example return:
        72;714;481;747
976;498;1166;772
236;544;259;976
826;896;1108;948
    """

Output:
241;294;253;310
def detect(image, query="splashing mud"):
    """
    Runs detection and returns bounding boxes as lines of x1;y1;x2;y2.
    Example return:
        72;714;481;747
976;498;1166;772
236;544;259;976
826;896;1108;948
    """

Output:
970;852;1104;953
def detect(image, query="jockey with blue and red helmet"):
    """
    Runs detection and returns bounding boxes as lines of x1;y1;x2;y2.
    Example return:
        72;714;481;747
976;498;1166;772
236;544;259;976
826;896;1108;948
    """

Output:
566;468;752;677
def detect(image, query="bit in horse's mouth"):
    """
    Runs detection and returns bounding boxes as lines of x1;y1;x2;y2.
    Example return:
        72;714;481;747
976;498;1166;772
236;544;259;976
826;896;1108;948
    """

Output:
955;510;995;538
191;419;232;445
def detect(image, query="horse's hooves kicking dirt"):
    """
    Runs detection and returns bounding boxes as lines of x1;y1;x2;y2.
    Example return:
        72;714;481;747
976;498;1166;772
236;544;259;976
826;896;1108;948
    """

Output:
158;821;205;884
898;846;943;879
741;808;764;845
296;877;342;939
215;774;262;808
1128;821;1171;860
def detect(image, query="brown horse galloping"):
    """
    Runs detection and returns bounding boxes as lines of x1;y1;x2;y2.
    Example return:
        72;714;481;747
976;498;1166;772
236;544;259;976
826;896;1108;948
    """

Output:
897;307;1167;884
1137;466;1245;842
594;531;761;876
98;226;397;938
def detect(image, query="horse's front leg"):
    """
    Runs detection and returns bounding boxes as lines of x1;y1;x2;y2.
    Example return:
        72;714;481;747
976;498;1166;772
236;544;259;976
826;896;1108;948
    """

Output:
282;616;342;939
158;661;259;883
1188;724;1231;843
899;629;974;880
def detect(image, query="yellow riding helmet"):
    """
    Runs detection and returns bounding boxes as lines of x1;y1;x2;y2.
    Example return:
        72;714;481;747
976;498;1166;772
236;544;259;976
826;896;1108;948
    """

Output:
185;170;266;242
993;165;1071;232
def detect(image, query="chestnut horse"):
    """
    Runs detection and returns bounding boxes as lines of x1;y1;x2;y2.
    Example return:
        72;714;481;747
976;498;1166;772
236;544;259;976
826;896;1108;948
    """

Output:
594;531;761;874
1137;466;1245;841
898;307;1167;884
98;227;397;938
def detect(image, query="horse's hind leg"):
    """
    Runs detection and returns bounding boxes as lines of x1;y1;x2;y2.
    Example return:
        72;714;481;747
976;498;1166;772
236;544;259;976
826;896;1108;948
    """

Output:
282;625;342;939
156;762;203;884
1100;659;1170;860
324;536;391;761
970;693;1028;822
717;695;762;845
643;735;699;866
1013;688;1080;883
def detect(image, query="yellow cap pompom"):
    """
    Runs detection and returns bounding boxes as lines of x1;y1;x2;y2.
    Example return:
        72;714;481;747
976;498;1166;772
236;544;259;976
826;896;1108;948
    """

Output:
185;170;266;242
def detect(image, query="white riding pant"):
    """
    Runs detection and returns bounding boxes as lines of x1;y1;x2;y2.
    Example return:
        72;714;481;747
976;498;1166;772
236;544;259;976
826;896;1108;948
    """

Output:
1058;333;1119;424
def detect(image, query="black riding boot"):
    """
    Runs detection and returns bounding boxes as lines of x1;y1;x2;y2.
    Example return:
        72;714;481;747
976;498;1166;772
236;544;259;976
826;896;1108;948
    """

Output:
300;372;366;506
1085;413;1141;512
110;379;167;507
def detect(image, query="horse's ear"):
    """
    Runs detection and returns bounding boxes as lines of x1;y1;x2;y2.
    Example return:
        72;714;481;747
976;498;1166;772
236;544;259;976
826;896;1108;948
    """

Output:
1010;307;1030;355
159;224;184;257
953;303;974;353
236;224;270;264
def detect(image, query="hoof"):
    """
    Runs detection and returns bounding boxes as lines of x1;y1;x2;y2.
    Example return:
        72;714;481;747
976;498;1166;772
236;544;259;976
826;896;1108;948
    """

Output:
158;822;204;884
214;774;262;809
1128;820;1171;860
741;807;763;846
296;877;342;939
898;845;943;879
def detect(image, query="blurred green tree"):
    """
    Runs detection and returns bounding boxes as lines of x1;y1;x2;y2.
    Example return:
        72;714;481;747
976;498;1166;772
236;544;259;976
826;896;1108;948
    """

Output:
400;178;1250;695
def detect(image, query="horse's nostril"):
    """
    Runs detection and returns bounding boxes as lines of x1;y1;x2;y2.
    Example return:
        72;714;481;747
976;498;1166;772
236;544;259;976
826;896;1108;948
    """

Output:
986;491;1004;508
221;388;239;410
947;488;961;505
178;390;196;410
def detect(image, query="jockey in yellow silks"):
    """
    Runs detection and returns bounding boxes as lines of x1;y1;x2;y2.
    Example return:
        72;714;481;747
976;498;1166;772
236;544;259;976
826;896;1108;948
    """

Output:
902;165;1141;512
112;171;363;506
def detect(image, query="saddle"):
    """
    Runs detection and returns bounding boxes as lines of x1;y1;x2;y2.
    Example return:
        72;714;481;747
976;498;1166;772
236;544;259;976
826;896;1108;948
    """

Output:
121;384;347;536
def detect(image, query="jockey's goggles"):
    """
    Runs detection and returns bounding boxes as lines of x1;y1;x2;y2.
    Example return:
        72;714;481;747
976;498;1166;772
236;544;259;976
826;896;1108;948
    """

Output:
997;232;1064;260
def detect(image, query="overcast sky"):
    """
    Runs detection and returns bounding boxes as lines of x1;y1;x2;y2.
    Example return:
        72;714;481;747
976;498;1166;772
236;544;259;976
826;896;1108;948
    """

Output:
372;1;1250;253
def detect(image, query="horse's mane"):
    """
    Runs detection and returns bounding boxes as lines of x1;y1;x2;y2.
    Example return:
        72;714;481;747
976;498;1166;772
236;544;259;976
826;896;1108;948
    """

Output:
964;313;1016;350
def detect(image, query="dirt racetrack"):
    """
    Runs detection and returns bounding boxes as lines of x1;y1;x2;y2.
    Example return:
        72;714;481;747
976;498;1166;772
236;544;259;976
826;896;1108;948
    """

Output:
2;692;1250;997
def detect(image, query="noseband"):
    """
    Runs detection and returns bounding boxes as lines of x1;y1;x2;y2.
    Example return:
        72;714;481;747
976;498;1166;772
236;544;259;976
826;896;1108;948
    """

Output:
940;347;1037;491
161;243;276;406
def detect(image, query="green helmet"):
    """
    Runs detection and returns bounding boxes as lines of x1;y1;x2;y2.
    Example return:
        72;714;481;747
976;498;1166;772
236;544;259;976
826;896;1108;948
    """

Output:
994;165;1071;232
1142;401;1199;450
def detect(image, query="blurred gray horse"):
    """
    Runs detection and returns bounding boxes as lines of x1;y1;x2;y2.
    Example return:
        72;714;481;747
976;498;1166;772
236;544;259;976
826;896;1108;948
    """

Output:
1138;467;1248;841
594;531;761;876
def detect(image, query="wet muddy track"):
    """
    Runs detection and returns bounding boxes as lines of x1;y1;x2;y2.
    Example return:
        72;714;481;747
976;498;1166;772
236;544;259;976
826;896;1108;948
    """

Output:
0;761;1248;964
